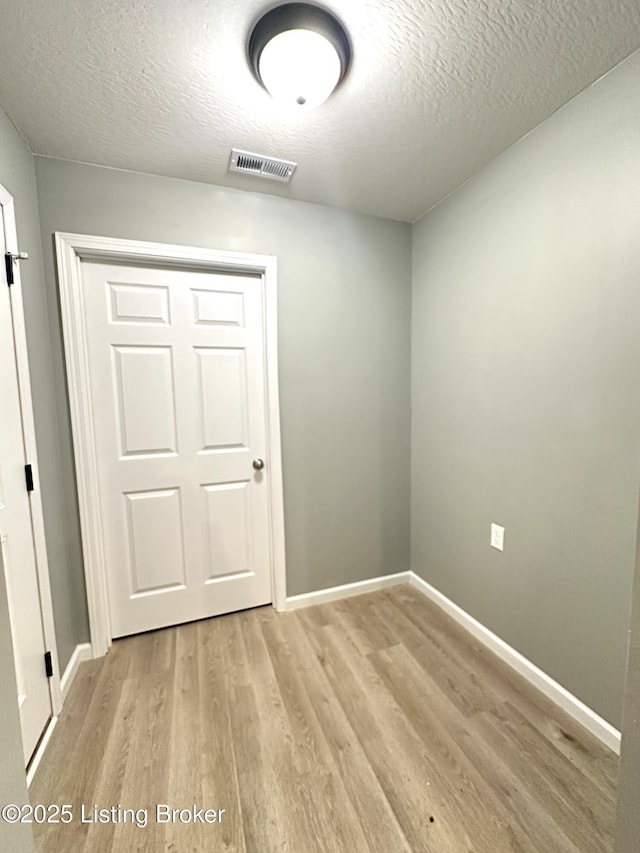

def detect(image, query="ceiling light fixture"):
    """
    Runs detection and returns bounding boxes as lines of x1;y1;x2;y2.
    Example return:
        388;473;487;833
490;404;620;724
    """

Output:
248;3;351;110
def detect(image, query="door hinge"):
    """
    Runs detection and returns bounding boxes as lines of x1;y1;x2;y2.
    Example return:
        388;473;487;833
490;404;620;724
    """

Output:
4;251;29;286
44;651;53;678
25;464;34;492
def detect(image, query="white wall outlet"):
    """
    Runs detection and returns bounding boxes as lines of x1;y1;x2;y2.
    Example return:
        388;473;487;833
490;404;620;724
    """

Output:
490;523;505;551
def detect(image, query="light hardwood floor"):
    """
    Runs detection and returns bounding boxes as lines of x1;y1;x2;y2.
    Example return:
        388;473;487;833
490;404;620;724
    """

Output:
30;585;618;852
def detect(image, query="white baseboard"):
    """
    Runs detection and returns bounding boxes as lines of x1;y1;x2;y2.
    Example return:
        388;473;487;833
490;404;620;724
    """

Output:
408;571;621;754
27;715;57;787
60;642;93;704
286;571;410;611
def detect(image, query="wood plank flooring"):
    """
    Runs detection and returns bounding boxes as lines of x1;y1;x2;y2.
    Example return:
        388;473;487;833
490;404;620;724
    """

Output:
30;585;618;852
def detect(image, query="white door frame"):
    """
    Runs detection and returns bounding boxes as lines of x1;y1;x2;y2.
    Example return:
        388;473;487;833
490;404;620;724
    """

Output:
0;184;62;716
55;233;287;657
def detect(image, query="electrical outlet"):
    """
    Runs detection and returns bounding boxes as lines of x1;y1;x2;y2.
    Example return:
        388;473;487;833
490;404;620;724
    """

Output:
490;523;505;551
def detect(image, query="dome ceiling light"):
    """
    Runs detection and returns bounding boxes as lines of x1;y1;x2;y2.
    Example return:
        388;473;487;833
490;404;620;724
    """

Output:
248;3;352;110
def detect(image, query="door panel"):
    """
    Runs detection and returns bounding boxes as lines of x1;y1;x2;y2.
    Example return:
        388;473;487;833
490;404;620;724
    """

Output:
112;345;177;455
197;347;248;449
192;288;244;326
81;262;272;637
125;488;186;594
202;480;252;580
108;282;170;325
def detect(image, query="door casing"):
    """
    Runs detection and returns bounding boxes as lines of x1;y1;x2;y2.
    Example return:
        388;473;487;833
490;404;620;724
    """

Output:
55;233;287;657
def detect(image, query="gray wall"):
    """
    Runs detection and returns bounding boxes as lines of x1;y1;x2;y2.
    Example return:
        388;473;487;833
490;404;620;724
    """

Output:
411;50;640;727
34;157;412;627
615;506;640;851
0;552;36;853
0;108;88;678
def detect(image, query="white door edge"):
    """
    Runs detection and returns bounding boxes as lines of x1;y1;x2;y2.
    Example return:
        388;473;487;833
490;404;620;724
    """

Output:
55;232;287;656
0;185;62;717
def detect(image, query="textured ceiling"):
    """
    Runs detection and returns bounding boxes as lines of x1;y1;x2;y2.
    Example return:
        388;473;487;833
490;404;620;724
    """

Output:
0;0;638;221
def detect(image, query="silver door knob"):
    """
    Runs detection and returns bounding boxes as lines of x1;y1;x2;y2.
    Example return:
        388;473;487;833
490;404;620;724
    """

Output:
253;458;265;471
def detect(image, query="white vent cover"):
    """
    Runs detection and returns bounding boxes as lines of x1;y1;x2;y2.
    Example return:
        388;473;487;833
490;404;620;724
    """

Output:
229;148;297;183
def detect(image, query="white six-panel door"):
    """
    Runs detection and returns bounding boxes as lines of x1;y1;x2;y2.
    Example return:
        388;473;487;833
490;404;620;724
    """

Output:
0;202;52;763
81;261;273;637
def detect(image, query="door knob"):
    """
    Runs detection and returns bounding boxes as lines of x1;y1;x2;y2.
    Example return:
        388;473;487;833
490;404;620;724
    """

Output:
253;458;265;471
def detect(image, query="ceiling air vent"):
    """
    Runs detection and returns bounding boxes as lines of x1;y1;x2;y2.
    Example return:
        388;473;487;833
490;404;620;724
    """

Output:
229;148;297;183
